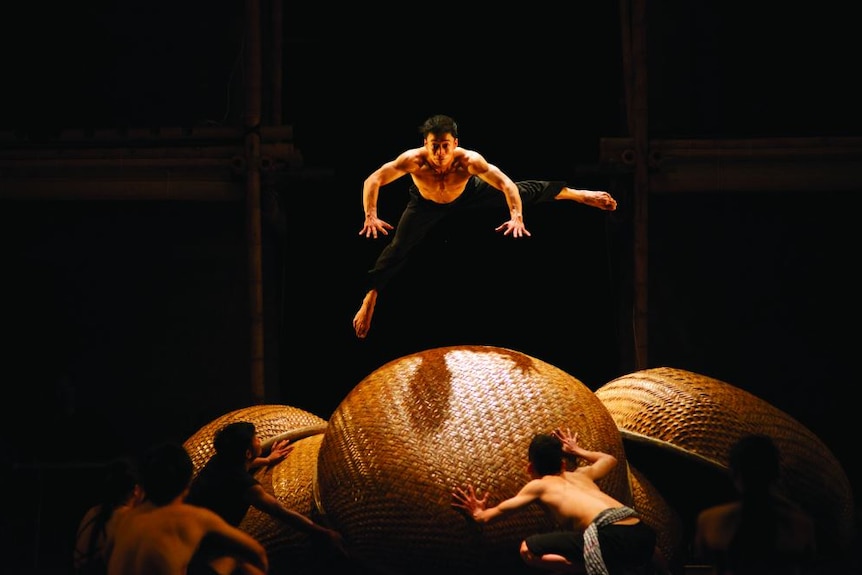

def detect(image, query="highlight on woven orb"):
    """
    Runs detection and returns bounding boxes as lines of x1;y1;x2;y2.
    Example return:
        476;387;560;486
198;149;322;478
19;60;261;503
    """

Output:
594;367;855;555
182;404;328;562
315;345;631;575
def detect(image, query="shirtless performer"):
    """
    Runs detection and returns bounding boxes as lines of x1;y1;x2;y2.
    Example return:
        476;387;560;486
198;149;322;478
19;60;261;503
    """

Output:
452;428;657;574
693;434;817;574
106;442;269;575
353;114;617;339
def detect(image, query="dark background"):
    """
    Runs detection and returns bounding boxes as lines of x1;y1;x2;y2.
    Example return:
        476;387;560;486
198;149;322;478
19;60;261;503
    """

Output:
2;2;861;573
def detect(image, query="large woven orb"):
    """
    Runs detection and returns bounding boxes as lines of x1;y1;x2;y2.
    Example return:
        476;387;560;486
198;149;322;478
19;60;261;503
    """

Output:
316;345;630;575
595;367;855;555
183;404;329;563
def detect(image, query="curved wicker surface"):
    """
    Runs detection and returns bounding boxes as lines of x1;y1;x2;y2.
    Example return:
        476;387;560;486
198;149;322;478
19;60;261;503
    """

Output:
594;367;855;553
627;463;684;568
317;345;629;575
182;404;327;477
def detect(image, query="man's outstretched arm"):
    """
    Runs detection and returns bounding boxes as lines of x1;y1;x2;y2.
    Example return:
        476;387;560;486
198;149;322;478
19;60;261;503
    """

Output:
464;152;529;238
359;151;417;239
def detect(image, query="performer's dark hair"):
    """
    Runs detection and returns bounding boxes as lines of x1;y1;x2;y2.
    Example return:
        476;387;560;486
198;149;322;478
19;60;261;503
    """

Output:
528;433;564;476
213;421;256;463
420;114;458;138
140;442;193;505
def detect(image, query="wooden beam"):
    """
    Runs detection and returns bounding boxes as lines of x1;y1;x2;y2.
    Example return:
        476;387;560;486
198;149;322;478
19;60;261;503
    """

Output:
0;178;245;201
245;0;266;404
0;128;303;201
600;136;862;193
619;0;650;372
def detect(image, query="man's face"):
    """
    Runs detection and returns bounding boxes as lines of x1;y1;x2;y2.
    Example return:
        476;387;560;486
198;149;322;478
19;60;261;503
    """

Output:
250;434;263;459
424;133;457;166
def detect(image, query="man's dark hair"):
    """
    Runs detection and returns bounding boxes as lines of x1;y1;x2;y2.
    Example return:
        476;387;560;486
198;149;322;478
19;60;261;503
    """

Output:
140;442;194;505
528;433;564;476
420;114;458;139
213;421;256;463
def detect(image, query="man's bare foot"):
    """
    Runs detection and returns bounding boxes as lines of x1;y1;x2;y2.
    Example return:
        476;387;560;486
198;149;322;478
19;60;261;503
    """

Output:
353;289;378;339
558;188;618;211
585;190;616;211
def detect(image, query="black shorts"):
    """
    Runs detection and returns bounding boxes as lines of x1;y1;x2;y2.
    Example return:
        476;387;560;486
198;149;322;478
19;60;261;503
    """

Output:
524;521;656;569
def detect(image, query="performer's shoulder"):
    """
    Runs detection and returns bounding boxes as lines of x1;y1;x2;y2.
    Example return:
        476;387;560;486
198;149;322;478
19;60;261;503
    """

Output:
394;147;427;169
456;147;485;164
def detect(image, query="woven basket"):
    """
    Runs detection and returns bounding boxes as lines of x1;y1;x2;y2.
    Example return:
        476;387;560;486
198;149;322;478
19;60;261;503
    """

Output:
594;367;855;553
316;345;630;575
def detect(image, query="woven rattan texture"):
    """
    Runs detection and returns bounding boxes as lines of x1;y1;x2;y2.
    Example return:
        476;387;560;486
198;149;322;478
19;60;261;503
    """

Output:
595;366;855;553
317;345;629;575
182;404;326;477
627;463;684;567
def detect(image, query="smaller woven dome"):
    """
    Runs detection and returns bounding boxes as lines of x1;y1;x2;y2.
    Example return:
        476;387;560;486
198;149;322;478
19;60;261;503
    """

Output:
595;367;855;555
182;403;329;569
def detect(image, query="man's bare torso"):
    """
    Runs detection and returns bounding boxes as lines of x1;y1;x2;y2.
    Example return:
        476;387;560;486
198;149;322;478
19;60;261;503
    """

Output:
408;148;475;204
539;473;631;531
108;503;214;575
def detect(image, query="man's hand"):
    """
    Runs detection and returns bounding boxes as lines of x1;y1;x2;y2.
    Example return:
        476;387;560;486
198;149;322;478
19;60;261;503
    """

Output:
553;427;579;456
495;218;531;238
359;215;394;239
452;484;489;520
265;438;294;465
